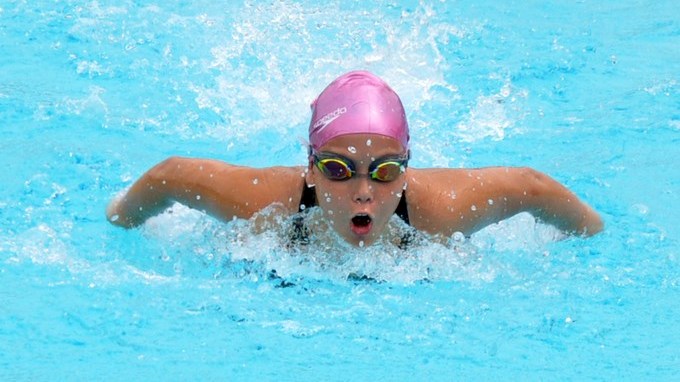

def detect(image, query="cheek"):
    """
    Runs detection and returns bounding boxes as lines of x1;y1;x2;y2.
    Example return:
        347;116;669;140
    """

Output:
316;185;347;212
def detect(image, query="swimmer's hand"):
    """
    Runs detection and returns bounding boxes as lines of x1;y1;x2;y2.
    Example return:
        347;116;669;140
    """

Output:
105;184;172;228
105;190;126;227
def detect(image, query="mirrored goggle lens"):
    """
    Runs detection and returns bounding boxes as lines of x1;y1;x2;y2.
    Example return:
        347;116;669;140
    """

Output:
317;158;353;180
370;161;404;182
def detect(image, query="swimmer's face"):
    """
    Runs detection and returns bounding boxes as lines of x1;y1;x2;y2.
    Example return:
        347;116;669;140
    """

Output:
307;133;408;247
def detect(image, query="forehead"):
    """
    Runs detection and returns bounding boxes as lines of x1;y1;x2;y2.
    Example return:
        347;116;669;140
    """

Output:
317;133;405;158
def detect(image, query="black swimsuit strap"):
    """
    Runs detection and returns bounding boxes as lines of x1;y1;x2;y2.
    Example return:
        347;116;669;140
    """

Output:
395;191;410;225
298;183;318;212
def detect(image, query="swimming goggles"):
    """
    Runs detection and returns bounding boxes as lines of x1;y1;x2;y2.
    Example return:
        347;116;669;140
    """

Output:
312;152;408;182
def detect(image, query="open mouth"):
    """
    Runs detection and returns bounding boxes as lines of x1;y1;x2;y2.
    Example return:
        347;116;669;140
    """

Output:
350;214;373;235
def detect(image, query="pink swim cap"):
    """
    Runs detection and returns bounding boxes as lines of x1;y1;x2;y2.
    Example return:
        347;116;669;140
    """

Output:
309;71;409;151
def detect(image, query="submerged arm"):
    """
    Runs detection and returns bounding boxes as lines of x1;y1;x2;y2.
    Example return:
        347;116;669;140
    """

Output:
106;157;304;228
408;167;604;237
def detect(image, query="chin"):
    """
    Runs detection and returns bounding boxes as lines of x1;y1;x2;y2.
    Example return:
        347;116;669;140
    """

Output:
342;233;377;247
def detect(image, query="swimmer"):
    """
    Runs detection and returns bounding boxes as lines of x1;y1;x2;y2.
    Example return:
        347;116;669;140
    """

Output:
106;70;603;247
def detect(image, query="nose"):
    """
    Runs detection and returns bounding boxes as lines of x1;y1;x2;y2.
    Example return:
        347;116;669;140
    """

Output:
352;177;374;204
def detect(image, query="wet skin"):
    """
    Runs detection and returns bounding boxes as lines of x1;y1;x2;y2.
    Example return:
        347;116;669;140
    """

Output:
306;134;408;247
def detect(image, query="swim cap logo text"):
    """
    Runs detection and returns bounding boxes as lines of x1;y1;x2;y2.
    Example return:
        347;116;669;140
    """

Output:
313;107;347;132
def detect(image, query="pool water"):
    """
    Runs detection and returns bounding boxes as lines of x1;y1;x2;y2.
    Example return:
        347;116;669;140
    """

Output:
1;0;678;380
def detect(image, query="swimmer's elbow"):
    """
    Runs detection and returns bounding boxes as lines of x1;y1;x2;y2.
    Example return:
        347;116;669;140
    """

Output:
152;156;186;178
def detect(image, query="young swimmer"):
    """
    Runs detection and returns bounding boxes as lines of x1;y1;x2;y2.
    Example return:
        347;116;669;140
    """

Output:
106;70;603;247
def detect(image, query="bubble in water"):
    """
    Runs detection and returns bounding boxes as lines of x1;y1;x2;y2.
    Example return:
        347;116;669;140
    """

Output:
487;199;493;205
359;240;364;247
110;214;119;222
300;204;306;210
326;197;331;202
196;195;201;200
632;204;649;215
347;146;357;153
366;139;372;146
253;178;259;185
452;231;465;242
470;205;477;211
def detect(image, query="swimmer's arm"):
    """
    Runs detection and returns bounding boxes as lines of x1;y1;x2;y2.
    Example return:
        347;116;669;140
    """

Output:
106;156;305;228
408;167;603;237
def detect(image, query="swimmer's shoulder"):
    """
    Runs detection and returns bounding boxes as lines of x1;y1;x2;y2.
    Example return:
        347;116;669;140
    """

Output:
404;167;487;235
175;159;306;216
230;165;307;214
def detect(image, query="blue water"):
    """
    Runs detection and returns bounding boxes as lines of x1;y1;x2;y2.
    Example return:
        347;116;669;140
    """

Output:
1;0;679;380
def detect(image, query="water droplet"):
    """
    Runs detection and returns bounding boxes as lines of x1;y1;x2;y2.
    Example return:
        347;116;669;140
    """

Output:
450;191;457;199
470;205;477;211
366;139;372;146
196;195;201;200
300;204;306;210
253;178;259;185
326;197;331;203
110;214;119;222
487;199;494;205
359;240;364;248
347;146;357;153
